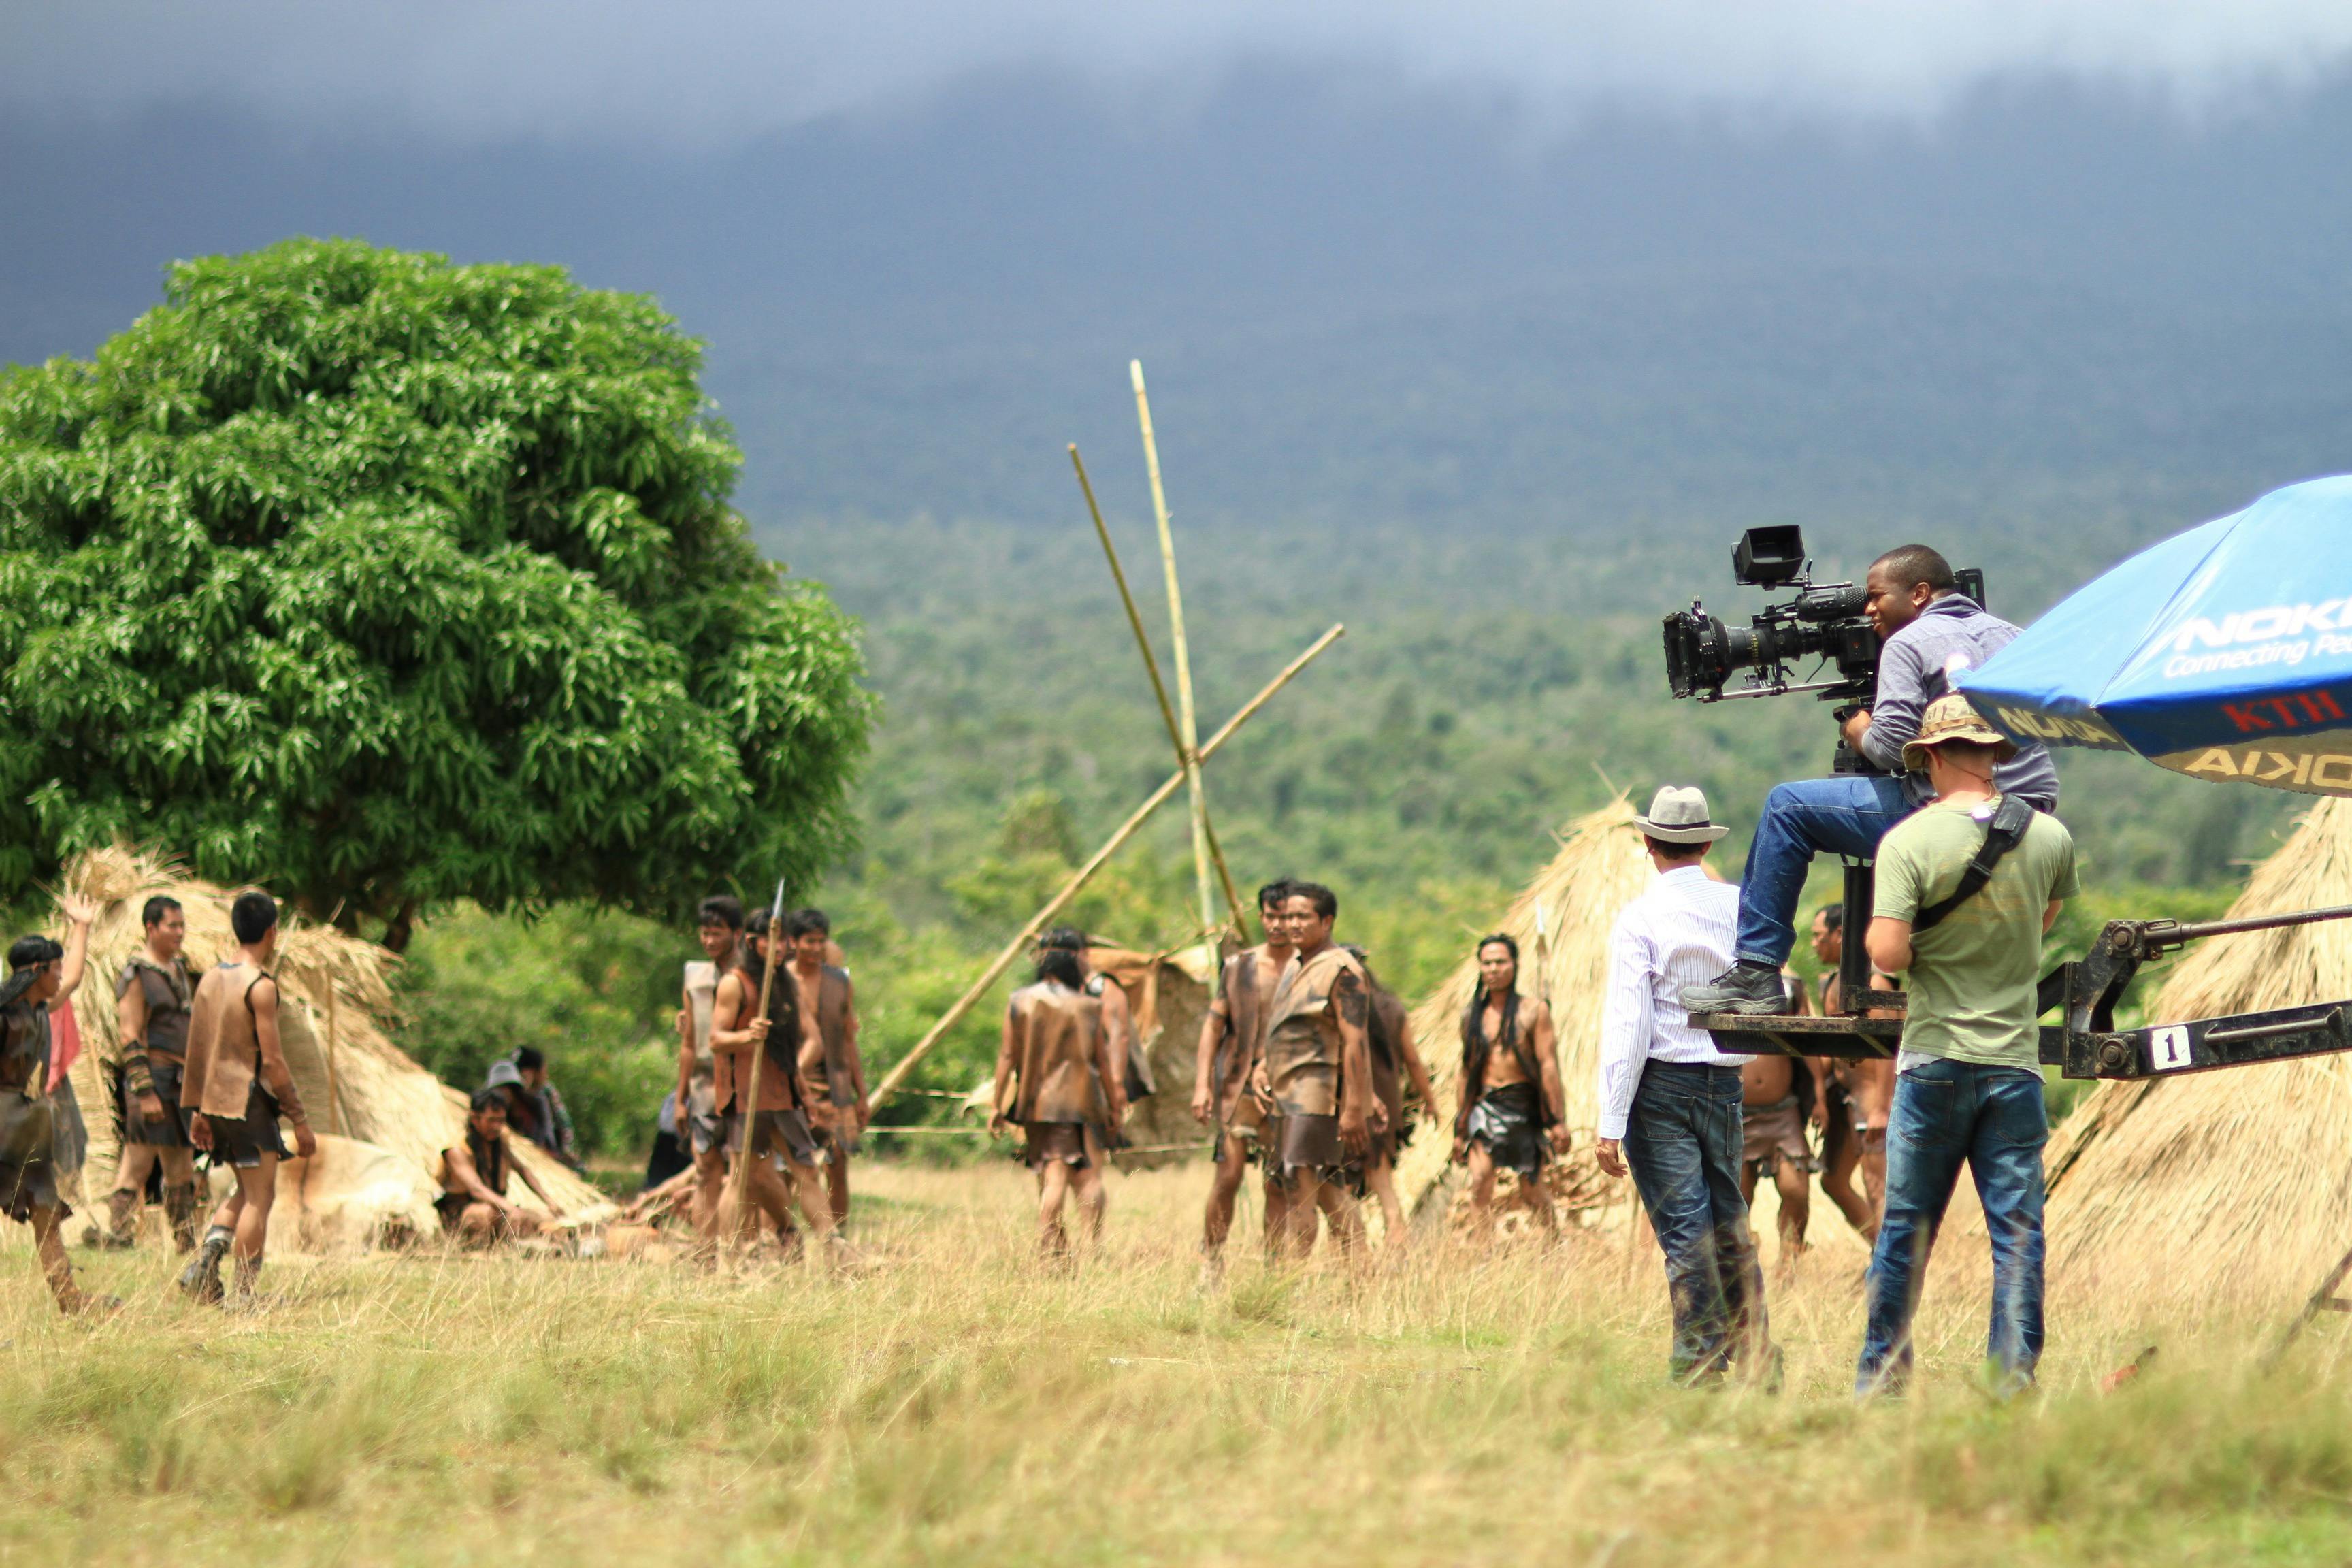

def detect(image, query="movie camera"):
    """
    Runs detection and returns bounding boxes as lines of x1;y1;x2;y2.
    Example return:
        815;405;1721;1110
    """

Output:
1659;525;1984;710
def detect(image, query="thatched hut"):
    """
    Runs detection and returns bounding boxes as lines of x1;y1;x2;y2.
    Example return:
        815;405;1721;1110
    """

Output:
2042;799;2352;1316
37;847;608;1250
1395;798;1655;1226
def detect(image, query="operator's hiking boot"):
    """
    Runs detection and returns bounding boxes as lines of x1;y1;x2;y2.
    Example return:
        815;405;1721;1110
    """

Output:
179;1226;231;1305
1678;962;1790;1018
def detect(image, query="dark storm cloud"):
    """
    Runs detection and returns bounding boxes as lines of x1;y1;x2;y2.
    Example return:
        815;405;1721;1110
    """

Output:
8;1;2352;146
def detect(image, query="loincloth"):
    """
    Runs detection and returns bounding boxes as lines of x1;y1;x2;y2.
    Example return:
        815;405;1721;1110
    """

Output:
123;1057;194;1149
1466;1082;1548;1179
201;1081;287;1171
1262;1109;1356;1192
725;1107;826;1169
1022;1120;1100;1171
1742;1095;1812;1175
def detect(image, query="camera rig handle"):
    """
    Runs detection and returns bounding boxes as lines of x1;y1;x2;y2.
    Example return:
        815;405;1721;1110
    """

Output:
2038;904;2352;1079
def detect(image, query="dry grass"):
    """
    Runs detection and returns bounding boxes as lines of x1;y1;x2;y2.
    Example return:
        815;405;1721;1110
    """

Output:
3;1158;2348;1567
2045;799;2352;1316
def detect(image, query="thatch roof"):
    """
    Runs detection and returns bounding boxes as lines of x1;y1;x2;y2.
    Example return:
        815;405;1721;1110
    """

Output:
2043;798;2352;1313
48;847;607;1243
1395;798;1655;1219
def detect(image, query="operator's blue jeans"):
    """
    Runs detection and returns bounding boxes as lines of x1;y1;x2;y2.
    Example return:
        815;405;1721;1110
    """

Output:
1622;1062;1767;1383
1855;1059;2048;1396
1733;774;1914;969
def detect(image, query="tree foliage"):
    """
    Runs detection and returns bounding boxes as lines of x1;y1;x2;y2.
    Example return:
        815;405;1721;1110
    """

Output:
0;239;871;942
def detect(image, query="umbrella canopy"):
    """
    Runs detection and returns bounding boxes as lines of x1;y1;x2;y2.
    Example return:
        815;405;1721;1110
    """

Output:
1960;476;2352;796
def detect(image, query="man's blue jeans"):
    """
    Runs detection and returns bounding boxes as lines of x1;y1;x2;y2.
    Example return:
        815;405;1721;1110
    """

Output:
1855;1059;2048;1395
1733;774;1914;970
1622;1062;1767;1383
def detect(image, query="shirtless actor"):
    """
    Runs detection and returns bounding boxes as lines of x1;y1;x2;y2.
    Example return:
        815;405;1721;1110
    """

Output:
789;909;866;1226
1452;934;1570;1243
710;910;833;1253
1354;947;1440;1246
1739;1043;1814;1261
179;891;317;1307
1191;880;1294;1269
1810;904;1891;1240
676;894;748;1240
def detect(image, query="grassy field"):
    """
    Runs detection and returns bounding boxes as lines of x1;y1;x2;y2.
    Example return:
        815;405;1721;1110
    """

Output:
4;1160;2351;1567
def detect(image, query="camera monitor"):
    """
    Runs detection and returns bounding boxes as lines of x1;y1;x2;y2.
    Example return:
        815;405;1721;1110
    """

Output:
1732;526;1806;587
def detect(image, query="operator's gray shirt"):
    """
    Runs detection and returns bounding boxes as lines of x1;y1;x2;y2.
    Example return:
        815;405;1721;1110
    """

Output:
1857;594;2061;811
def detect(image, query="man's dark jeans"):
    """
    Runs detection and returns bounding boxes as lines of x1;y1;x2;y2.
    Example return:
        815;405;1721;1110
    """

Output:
1622;1062;1766;1383
1732;774;1914;970
1855;1058;2048;1396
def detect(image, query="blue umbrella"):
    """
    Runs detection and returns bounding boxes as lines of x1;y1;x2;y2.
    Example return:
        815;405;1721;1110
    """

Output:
1959;475;2352;796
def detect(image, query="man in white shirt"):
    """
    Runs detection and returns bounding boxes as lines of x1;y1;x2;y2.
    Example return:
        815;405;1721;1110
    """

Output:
1594;786;1769;1385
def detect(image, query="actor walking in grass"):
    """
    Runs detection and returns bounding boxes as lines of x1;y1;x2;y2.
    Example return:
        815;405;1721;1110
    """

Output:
1258;883;1374;1258
1453;934;1569;1244
789;908;866;1226
0;896;111;1315
101;895;201;1252
1191;880;1294;1271
179;890;316;1308
1595;787;1769;1385
1738;1045;1812;1264
1809;904;1886;1241
1356;947;1439;1246
710;909;832;1254
437;1088;564;1245
1855;694;2078;1397
677;894;749;1241
991;931;1126;1257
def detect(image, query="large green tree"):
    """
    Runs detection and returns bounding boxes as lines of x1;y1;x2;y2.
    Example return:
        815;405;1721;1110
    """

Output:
0;239;871;946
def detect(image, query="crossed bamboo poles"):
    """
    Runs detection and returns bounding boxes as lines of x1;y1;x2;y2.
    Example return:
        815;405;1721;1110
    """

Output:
871;364;1339;1106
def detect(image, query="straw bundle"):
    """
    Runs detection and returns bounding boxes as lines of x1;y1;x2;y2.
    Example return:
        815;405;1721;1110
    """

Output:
45;845;607;1241
1394;798;1655;1219
2042;798;2352;1315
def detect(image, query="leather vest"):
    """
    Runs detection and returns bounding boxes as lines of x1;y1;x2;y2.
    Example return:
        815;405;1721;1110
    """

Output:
182;961;275;1119
1003;981;1107;1127
118;956;195;1060
1263;945;1365;1117
1211;945;1279;1117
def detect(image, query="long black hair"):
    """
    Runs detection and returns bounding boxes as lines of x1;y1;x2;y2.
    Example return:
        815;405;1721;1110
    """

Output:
1034;945;1085;989
1458;933;1522;1089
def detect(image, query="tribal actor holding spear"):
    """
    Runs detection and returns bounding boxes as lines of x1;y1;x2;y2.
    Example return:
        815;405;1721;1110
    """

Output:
676;894;749;1240
992;929;1126;1258
709;901;832;1256
99;895;202;1252
1192;879;1294;1271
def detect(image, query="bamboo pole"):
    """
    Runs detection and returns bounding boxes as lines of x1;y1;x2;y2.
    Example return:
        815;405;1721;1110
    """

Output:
871;623;1345;1107
723;878;789;1230
1130;361;1218;943
1068;443;1250;939
324;985;344;1137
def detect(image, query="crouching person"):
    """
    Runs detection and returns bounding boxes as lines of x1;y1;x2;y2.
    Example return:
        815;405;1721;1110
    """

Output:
990;930;1125;1259
0;897;114;1316
1855;696;2077;1398
438;1090;564;1245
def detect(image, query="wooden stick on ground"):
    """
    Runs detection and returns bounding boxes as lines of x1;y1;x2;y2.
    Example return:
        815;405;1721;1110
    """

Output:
1130;361;1220;945
1069;442;1250;939
723;878;789;1230
870;622;1345;1107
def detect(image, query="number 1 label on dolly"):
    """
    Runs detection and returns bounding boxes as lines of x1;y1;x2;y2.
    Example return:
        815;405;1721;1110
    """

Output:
2149;1026;2193;1073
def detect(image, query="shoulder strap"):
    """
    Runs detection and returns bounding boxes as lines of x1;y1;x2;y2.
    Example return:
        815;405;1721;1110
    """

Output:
1911;796;2036;933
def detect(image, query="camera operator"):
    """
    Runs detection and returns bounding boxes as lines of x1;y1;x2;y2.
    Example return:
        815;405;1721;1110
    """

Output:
1680;544;2059;1017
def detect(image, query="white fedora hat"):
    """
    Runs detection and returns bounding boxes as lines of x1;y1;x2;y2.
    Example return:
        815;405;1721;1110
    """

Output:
1633;785;1730;845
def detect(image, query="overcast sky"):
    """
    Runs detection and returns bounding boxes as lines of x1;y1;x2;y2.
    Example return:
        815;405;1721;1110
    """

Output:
10;1;2352;145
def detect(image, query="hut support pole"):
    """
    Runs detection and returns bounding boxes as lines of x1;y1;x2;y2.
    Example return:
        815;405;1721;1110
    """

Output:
325;987;344;1137
1069;443;1250;940
871;623;1345;1107
1130;361;1219;945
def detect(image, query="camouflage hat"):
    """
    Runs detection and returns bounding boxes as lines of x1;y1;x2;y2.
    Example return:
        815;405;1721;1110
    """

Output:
1901;693;2019;772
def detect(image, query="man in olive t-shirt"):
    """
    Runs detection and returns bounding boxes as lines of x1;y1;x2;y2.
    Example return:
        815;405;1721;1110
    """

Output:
1855;695;2078;1396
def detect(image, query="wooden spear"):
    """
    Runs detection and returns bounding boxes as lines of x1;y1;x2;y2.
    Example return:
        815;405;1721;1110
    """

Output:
1068;442;1250;939
1130;361;1218;944
723;877;789;1232
870;623;1345;1107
